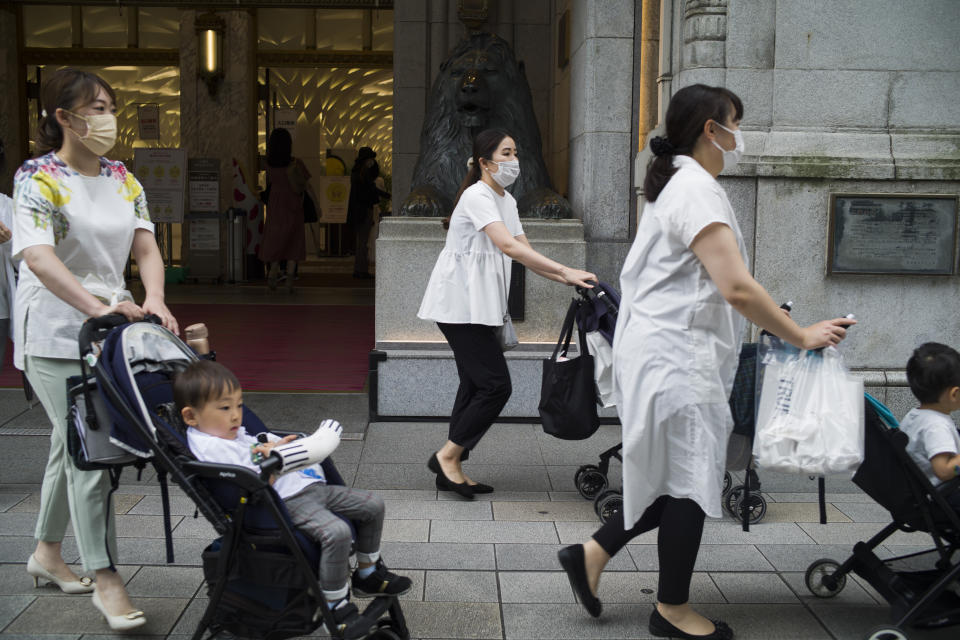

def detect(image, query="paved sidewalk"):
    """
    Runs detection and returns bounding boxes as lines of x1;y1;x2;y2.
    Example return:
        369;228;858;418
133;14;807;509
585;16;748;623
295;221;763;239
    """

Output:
1;402;957;639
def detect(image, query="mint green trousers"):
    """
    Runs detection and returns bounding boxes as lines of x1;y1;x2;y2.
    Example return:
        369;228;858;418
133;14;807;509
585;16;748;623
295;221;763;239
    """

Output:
26;355;117;571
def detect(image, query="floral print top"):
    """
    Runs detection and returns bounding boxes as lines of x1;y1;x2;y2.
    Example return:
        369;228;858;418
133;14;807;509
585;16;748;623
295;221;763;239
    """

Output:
11;152;154;368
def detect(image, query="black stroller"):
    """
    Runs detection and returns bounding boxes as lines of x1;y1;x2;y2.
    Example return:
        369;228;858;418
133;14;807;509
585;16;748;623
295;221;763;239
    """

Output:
67;315;408;640
803;394;960;639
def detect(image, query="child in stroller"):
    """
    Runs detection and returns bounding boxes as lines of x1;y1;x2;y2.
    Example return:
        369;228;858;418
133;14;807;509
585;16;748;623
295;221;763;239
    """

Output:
174;359;412;638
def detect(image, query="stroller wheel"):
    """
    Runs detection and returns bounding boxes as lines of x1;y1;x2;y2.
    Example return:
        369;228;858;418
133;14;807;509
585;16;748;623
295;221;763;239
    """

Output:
575;465;608;499
863;626;908;640
594;490;622;524
740;492;767;524
723;485;744;518
805;558;846;597
723;472;732;495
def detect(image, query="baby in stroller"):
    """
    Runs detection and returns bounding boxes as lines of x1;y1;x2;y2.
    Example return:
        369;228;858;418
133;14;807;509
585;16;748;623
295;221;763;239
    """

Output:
174;359;412;638
900;342;960;509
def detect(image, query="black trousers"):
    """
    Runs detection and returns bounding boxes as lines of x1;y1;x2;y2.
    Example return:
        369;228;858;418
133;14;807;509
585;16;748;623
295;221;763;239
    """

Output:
592;495;706;605
437;322;512;458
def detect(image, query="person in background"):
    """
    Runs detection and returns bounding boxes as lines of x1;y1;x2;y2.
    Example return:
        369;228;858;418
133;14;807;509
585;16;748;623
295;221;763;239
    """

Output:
0;138;16;368
14;68;178;631
347;147;389;279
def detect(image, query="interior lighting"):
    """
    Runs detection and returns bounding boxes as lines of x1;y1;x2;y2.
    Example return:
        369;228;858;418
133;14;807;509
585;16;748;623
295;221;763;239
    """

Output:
195;11;226;96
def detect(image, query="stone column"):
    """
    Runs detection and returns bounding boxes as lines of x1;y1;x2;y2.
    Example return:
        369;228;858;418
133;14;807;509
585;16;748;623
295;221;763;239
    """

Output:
392;1;430;203
179;9;257;277
0;4;21;195
568;0;636;283
636;0;660;148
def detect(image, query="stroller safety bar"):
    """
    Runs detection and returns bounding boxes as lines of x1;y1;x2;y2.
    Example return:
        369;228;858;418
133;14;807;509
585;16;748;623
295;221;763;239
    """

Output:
182;460;275;493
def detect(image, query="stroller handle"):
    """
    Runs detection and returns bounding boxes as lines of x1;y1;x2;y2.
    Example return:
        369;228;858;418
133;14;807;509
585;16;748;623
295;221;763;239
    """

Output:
576;281;618;316
78;313;164;355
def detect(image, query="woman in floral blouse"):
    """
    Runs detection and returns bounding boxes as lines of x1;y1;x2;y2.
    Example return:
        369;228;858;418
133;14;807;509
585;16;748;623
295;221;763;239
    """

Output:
13;68;177;631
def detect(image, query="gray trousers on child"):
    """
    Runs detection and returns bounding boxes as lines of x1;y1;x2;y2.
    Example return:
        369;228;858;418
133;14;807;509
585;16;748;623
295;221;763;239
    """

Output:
284;483;385;598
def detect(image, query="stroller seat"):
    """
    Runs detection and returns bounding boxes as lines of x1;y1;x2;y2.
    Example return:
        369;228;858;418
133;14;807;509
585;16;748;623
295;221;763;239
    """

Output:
804;395;960;637
70;316;409;640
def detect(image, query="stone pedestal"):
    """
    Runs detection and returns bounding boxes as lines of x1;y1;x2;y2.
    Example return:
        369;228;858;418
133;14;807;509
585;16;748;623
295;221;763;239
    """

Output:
372;216;612;418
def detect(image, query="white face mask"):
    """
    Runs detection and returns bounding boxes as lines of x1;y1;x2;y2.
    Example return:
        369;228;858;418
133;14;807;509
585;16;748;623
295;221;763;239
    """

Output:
711;121;744;173
65;110;118;156
487;159;520;188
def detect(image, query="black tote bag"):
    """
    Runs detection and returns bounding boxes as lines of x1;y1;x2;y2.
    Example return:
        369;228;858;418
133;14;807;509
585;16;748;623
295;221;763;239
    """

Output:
539;298;600;440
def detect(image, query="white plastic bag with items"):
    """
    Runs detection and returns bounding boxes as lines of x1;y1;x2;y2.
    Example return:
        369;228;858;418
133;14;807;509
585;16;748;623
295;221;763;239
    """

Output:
753;346;864;475
584;330;618;408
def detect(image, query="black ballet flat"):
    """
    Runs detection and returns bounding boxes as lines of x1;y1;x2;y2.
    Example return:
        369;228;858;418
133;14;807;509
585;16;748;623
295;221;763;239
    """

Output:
427;452;442;475
557;544;601;618
429;453;474;500
648;607;733;640
468;482;494;494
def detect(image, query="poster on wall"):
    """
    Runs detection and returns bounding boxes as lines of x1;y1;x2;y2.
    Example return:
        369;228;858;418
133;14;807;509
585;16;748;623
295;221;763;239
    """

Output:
316;176;350;224
188;158;221;213
137;104;160;140
274;108;298;134
133;148;186;223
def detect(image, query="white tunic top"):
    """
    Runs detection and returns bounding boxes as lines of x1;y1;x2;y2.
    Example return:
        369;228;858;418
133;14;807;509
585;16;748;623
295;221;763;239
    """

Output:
11;153;154;369
0;194;17;332
187;426;326;499
899;408;960;487
418;181;524;326
613;155;748;523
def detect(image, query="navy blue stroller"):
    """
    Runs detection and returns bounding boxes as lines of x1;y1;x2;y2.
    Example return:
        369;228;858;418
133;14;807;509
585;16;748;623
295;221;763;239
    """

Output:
67;315;408;640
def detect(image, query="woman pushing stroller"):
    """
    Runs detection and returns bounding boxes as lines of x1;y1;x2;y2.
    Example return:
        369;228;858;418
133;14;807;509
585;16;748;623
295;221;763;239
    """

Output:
558;84;856;639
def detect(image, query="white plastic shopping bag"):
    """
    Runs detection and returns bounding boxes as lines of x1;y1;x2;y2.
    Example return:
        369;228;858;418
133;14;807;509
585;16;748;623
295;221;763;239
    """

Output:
753;345;864;475
584;330;618;408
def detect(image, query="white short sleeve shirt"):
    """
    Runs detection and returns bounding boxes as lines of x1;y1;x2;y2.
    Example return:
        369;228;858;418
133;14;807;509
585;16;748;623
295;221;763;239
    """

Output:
0;195;16;328
11;152;154;368
899;408;960;486
417;181;524;326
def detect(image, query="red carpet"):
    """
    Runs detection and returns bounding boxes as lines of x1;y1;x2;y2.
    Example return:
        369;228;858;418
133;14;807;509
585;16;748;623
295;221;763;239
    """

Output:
0;304;375;392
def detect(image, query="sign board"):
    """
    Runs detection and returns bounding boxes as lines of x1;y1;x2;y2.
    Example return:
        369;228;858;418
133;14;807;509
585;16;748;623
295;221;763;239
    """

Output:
137;103;160;140
275;108;298;133
133;148;186;223
189;216;220;251
188;158;220;213
316;176;350;224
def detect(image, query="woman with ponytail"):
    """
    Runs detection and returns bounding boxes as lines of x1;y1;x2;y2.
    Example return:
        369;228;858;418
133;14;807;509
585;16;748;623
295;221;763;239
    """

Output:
558;85;856;639
418;128;596;499
13;68;178;631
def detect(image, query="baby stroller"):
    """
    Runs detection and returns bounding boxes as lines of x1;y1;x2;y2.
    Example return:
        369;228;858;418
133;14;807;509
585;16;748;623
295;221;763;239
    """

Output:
803;394;960;639
66;315;409;640
569;284;769;527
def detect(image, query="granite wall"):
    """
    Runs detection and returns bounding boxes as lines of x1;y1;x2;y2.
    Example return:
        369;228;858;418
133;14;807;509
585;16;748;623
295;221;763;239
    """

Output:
0;5;21;196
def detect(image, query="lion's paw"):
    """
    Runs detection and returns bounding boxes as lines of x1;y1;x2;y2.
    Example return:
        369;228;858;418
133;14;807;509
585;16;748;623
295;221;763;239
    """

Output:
518;187;572;219
399;187;451;218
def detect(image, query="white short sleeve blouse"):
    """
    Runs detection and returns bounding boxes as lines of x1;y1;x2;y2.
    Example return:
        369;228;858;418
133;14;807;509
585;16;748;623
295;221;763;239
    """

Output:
11;152;154;369
0;195;16;330
417;181;524;326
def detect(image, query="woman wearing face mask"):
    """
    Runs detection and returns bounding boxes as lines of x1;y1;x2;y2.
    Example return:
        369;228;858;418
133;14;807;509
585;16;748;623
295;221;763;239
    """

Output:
556;85;855;639
418;128;597;499
13;68;178;631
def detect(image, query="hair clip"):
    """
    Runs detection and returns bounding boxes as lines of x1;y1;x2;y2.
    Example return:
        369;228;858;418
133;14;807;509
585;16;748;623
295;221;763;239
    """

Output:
41;109;47;118
466;157;475;169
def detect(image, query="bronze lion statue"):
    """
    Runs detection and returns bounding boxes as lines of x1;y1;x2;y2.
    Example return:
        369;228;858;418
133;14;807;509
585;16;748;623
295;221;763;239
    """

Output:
399;32;571;219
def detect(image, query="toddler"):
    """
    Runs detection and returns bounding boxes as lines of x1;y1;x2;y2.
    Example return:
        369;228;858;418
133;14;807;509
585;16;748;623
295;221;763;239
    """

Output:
174;360;410;638
900;342;960;510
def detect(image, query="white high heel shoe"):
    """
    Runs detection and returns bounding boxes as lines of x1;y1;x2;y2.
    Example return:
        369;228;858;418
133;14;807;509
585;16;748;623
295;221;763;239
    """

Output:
92;589;147;631
26;555;94;594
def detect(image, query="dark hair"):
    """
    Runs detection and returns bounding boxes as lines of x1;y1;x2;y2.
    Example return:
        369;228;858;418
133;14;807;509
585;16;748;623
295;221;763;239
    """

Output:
173;360;242;413
444;128;512;229
266;128;293;168
0;137;5;174
906;342;960;404
36;68;117;155
643;84;743;202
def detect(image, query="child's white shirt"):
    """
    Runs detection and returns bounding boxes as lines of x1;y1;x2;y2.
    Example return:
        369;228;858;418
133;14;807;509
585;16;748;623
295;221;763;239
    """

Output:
187;426;325;499
899;408;960;486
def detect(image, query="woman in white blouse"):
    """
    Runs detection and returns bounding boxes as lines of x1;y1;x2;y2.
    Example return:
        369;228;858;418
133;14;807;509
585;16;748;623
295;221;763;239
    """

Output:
0;138;16;367
13;69;178;631
418;129;596;499
558;85;855;640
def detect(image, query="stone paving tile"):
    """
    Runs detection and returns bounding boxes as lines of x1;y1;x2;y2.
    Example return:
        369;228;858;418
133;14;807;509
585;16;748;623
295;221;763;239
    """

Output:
547;492;584;502
424;570;499;603
806;602;957;639
534;425;622;465
169;516;217;539
502;602;658;639
0;485;42;495
780;571;880;605
0;564;92;598
115;538;210;567
375;490;438;501
0;595;36;631
380;542;496;571
116;515;183;539
360;422;460;464
4;596;189;636
0;634;80;640
1;539;80;565
797;522;920;546
753;472;860;494
439;491;550;502
494;544;637;573
0;513;55;537
710;572;799;603
382;519;430;542
355;463;446;491
832;501;892;523
387;601;499;639
124;566;204;598
382;500;492;521
498;571;573;604
328;440;362;466
598;572;724;604
759;502;851;523
429;521;559;544
125;496;203;517
338;463;358;488
756;544;883;572
492;501;597;522
766;492;879;504
0;494;27;512
628;544;775;573
166;598;208;636
693;603;836;639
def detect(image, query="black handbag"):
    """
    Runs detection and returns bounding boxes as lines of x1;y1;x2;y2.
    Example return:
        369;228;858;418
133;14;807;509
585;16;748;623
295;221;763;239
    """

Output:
539;298;600;440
